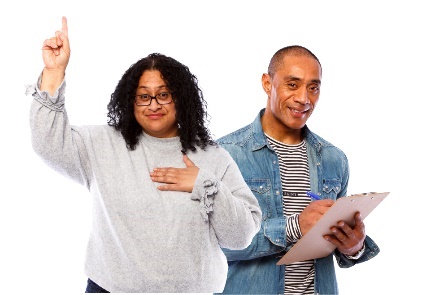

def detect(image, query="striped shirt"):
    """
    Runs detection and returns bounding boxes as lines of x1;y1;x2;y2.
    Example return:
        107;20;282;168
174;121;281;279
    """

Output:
266;135;314;295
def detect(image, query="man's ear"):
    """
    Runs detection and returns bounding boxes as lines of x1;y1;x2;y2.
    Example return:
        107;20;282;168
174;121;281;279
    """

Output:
261;73;271;96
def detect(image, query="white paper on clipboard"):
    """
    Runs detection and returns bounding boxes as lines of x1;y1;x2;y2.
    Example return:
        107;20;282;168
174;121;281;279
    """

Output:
277;191;389;265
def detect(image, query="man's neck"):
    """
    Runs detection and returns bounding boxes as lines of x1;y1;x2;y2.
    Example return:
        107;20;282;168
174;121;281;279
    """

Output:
261;117;303;145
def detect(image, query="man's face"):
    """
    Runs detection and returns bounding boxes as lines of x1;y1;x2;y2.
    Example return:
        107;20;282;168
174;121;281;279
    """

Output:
262;55;322;134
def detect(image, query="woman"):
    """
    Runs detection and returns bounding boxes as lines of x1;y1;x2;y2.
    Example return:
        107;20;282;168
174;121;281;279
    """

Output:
27;17;261;293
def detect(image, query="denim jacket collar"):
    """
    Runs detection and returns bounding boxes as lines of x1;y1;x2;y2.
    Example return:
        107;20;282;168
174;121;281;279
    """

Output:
250;108;323;154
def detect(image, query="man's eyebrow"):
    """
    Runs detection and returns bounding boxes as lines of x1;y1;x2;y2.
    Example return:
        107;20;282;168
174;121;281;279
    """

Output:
284;75;301;81
284;76;321;85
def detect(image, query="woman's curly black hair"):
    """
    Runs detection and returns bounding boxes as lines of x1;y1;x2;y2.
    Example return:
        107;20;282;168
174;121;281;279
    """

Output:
107;53;215;154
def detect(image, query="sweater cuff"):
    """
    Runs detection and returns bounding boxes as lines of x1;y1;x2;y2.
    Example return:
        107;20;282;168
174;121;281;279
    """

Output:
25;73;66;111
191;169;219;222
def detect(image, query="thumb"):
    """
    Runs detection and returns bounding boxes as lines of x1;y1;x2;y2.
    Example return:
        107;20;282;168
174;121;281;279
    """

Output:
183;154;195;167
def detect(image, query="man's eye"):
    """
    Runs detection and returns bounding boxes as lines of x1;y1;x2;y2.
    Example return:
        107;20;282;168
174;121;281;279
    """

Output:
309;86;320;93
288;83;297;88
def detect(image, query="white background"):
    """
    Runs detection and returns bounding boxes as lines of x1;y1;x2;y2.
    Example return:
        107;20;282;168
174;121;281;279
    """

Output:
1;1;420;294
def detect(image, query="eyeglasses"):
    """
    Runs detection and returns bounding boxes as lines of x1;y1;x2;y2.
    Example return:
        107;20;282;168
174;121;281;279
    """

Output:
134;92;173;106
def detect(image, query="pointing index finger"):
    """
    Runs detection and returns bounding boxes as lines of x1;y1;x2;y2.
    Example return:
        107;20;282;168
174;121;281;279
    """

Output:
61;16;68;37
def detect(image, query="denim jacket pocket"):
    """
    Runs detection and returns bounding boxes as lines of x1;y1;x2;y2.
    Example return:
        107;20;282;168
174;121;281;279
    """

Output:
322;179;341;200
245;178;271;220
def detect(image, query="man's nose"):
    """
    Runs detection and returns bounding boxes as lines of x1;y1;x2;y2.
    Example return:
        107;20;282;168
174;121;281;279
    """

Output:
294;86;310;104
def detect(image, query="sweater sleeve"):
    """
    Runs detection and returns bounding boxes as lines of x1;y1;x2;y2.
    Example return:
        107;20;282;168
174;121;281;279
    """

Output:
27;76;90;187
191;158;262;250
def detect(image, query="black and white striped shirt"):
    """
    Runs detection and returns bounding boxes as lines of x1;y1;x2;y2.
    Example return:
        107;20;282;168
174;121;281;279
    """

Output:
266;135;315;295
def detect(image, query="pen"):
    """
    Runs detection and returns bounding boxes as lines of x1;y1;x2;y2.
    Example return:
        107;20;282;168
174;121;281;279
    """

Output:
306;191;321;201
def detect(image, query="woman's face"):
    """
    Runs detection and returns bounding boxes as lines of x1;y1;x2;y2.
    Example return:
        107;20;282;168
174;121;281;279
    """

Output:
133;70;178;138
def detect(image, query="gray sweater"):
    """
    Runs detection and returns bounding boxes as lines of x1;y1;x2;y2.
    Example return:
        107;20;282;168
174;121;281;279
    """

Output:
27;79;262;293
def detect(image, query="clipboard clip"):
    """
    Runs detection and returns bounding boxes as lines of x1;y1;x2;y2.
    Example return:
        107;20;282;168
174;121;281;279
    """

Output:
350;192;378;196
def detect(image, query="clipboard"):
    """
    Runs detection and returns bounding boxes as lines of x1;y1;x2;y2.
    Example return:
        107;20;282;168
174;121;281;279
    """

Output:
277;191;389;265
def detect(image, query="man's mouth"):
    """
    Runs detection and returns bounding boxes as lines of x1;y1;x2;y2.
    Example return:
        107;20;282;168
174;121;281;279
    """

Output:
291;108;308;114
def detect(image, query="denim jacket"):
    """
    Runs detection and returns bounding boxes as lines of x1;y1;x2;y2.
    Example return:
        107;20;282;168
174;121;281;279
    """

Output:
216;109;380;294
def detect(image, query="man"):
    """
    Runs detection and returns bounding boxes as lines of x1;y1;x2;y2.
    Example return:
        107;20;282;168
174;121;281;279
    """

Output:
216;45;379;294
